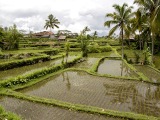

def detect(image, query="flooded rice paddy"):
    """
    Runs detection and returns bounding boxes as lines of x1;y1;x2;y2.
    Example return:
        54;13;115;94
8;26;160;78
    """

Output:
0;97;119;120
20;71;160;117
72;58;98;69
0;55;77;80
97;59;137;77
134;65;160;83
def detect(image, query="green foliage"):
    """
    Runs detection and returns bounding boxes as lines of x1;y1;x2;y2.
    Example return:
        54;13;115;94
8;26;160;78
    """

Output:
0;105;21;120
124;54;128;62
0;55;82;88
69;43;81;48
0;55;50;70
88;44;112;53
90;58;104;73
65;42;70;63
67;39;77;42
143;43;151;65
78;35;89;57
134;52;140;64
44;14;60;31
99;46;112;52
1;24;22;50
40;49;59;55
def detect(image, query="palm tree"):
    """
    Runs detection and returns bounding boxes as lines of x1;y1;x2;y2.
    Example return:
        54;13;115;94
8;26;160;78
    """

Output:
44;14;60;32
65;41;70;63
92;31;97;41
79;26;90;57
82;26;90;35
134;0;160;63
131;9;145;50
104;3;133;59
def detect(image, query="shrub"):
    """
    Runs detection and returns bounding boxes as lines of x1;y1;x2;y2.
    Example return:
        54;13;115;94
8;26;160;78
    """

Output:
99;46;112;52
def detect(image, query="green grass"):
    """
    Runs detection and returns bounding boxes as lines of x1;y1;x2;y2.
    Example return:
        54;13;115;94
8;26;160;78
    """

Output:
0;105;21;120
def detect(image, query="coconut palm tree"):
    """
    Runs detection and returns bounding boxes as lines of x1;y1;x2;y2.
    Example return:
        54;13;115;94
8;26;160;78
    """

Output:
44;14;60;32
134;0;160;63
82;26;90;35
92;31;97;41
131;9;147;50
104;3;133;59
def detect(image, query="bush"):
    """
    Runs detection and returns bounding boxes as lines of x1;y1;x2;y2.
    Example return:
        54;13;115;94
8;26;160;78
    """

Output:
88;46;100;53
69;43;81;48
88;45;112;53
99;46;112;52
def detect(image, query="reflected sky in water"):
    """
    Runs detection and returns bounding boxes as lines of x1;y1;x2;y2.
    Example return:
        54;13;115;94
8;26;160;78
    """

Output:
20;71;160;117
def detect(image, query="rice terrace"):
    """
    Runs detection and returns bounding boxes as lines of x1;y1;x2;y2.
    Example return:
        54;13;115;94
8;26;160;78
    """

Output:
0;0;160;120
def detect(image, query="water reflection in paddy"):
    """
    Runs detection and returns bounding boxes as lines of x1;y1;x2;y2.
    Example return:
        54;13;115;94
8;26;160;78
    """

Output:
134;65;160;83
20;71;160;117
72;58;98;69
97;59;137;77
0;56;76;80
0;97;114;120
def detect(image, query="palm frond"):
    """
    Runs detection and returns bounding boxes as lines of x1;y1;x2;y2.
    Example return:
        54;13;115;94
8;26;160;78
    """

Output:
108;25;119;36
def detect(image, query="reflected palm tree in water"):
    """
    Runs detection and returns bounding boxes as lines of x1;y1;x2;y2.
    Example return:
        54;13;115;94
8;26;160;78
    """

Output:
120;60;134;77
103;81;160;116
62;72;71;90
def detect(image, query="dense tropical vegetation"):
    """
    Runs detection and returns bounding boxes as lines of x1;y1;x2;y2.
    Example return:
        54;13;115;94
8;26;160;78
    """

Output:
105;1;160;64
104;3;133;59
0;2;160;120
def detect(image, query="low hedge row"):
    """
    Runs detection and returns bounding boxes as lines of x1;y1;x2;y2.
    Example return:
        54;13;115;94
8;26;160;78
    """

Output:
69;43;81;48
88;46;112;53
39;49;59;55
0;55;51;71
0;55;82;88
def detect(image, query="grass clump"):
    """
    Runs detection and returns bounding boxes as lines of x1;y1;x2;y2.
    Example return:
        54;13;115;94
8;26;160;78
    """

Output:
0;105;21;120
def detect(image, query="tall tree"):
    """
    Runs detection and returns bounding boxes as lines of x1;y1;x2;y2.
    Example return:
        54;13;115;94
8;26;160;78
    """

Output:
134;0;160;63
104;3;133;59
131;9;147;50
44;14;60;32
78;26;90;57
92;31;97;41
6;24;22;50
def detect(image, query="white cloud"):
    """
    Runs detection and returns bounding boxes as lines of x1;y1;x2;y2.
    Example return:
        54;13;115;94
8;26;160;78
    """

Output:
0;0;136;36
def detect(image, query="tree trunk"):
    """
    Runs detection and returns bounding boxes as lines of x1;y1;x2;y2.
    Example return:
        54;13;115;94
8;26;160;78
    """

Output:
151;34;154;64
121;26;124;59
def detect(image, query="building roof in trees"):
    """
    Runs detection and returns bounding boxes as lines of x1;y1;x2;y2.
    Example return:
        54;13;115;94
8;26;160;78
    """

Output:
33;31;54;37
58;35;66;40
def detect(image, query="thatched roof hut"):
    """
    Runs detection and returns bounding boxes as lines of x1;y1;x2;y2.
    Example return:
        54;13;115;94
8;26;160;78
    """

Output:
58;35;66;41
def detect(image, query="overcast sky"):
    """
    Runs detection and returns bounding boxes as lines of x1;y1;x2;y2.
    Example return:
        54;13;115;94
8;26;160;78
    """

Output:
0;0;136;36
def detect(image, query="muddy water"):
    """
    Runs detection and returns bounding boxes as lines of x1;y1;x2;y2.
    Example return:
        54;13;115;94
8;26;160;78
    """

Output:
0;97;118;120
88;51;119;58
21;71;160;117
72;58;98;69
97;59;137;77
134;65;160;83
0;56;77;80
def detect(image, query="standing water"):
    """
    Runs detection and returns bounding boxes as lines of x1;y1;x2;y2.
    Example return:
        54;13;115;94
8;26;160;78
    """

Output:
97;59;137;77
20;71;160;117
